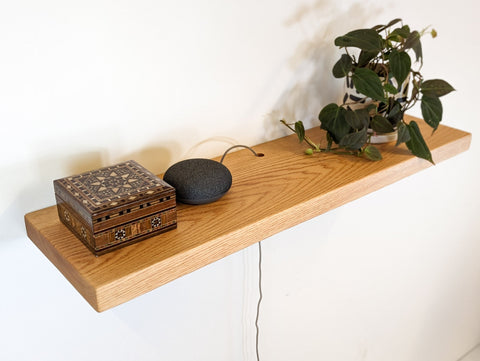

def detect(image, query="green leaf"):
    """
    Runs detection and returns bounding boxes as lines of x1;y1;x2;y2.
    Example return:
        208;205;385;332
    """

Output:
421;95;443;131
386;100;404;126
384;83;398;94
352;68;386;102
363;145;382;161
294;121;305;143
345;108;369;130
370;115;394;133
395;121;410;146
404;30;422;62
334;29;384;51
332;54;353;78
358;50;378;67
421;79;455;97
318;104;349;143
406;121;434;163
389;49;411;86
339;127;368;150
388;25;410;39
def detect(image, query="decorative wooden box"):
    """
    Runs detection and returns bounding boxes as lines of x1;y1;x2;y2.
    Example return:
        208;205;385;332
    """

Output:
53;160;177;255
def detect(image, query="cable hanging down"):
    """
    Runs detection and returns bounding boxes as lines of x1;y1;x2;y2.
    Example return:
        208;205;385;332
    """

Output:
255;241;263;361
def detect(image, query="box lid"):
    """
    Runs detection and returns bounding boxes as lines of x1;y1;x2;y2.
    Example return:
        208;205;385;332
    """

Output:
54;160;174;223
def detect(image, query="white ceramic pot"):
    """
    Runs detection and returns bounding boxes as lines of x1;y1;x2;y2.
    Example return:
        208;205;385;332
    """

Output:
368;128;398;144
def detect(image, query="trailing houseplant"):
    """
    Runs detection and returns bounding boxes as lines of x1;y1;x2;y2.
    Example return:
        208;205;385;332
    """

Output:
281;18;454;163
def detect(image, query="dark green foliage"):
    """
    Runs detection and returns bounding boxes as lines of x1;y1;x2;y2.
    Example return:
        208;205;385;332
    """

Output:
389;49;411;85
384;83;398;95
388;25;411;40
406;121;434;163
294;121;305;142
421;95;443;131
358;50;379;67
339;127;368;150
282;18;453;163
334;29;384;51
396;121;411;146
386;100;404;126
332;54;353;78
421;79;455;97
318;103;349;143
345;109;370;130
370;115;394;133
363;145;382;161
352;68;387;102
324;19;452;162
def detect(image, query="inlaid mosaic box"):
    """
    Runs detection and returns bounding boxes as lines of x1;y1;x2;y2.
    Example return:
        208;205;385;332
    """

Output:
54;160;177;255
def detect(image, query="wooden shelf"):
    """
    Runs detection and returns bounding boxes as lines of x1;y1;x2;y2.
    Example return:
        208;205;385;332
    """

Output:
24;115;471;312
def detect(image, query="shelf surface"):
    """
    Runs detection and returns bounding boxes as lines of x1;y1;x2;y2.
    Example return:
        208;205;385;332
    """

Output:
24;115;471;312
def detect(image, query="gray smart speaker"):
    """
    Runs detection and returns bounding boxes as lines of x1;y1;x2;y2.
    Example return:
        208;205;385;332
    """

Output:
163;158;232;205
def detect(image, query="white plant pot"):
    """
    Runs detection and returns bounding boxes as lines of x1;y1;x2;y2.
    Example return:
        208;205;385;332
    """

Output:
368;128;398;144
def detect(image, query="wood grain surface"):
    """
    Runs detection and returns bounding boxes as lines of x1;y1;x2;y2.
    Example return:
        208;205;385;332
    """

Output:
24;115;472;312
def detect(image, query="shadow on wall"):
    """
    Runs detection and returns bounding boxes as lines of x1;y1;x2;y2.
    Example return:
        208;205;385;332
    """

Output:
264;0;384;139
114;141;178;176
0;152;106;244
182;136;240;161
1;141;180;244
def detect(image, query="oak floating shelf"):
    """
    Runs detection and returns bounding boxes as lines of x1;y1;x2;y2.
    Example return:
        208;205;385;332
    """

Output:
25;115;471;312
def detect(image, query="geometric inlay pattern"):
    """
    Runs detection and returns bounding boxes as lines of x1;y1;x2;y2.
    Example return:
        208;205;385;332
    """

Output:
55;160;174;213
80;168;150;201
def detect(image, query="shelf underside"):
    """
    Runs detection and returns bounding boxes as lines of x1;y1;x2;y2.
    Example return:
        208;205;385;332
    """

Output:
24;115;471;312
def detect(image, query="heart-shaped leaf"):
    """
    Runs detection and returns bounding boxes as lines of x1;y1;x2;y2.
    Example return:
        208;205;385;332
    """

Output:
395;121;410;146
363;145;382;161
406;121;434;163
352;68;386;102
334;29;384;51
388;25;411;40
339;127;368;150
332;54;353;78
345;108;370;130
421;95;443;131
319;104;349;143
421;79;455;97
370;115;394;133
294;121;305;143
389;49;411;86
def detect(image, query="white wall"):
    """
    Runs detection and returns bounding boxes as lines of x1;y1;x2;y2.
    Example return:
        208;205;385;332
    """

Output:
1;1;479;360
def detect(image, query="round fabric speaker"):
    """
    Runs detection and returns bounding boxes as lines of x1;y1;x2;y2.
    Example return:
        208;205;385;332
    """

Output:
163;158;232;205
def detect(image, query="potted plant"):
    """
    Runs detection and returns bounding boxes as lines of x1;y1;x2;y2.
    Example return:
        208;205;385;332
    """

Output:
281;18;454;163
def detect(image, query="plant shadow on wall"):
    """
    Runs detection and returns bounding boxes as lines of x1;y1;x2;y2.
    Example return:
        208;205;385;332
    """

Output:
265;0;385;139
279;16;454;163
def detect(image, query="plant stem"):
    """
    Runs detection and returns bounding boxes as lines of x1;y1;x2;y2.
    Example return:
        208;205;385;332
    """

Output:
280;119;319;150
